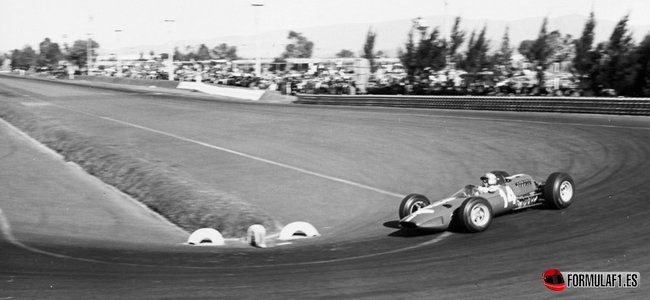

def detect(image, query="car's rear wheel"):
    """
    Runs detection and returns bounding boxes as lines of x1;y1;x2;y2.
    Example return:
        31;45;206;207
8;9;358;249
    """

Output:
458;197;493;233
543;172;575;209
399;194;431;219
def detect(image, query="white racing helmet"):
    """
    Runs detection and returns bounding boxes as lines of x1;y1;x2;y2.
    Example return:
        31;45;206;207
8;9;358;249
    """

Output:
480;173;498;186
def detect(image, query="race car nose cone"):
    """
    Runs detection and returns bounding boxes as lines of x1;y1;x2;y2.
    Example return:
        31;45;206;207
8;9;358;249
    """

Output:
398;215;449;231
398;221;418;229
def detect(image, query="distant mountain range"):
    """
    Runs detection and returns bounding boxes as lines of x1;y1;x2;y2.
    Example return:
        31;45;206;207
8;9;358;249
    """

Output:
109;14;650;59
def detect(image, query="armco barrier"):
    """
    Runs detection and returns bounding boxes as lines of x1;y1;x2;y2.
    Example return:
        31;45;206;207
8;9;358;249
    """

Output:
295;94;650;116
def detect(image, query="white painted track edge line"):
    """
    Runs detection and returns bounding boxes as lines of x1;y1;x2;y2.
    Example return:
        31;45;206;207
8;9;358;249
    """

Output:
84;111;406;198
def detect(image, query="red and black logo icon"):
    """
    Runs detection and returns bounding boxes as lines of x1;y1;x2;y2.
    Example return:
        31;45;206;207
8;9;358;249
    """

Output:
543;269;565;291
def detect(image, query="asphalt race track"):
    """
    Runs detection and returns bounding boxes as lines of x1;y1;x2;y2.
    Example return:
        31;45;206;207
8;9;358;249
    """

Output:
1;76;649;299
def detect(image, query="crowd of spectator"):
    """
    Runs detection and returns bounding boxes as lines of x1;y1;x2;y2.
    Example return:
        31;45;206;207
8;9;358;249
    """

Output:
365;73;584;97
24;59;595;97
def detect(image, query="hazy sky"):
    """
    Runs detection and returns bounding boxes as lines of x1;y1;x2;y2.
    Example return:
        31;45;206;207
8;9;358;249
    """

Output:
1;0;648;54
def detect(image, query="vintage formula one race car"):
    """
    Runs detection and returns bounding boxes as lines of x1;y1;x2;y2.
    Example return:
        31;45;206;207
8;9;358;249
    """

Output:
398;171;575;232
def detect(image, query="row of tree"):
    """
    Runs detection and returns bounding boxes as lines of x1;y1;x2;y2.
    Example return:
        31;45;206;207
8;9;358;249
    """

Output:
5;32;310;69
397;16;528;77
170;43;239;61
5;14;650;96
394;14;650;97
521;13;650;97
6;38;242;70
164;30;315;63
571;13;650;96
8;38;100;70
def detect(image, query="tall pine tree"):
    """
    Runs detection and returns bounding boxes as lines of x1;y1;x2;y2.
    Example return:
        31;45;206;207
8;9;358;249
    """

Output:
531;17;553;86
600;14;635;93
38;38;62;67
448;17;465;59
573;12;596;77
281;31;314;59
196;44;211;60
398;29;417;75
632;32;650;96
415;27;446;73
494;26;513;70
461;26;490;73
363;28;377;72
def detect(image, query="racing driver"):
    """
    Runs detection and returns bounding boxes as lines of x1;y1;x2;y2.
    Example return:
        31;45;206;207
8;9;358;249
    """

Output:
478;172;501;193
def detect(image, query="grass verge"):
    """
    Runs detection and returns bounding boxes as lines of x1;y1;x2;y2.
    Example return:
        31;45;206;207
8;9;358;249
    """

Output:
0;99;280;237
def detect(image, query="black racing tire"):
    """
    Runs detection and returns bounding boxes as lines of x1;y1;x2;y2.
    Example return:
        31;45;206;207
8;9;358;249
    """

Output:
399;194;431;219
458;197;493;233
543;172;575;209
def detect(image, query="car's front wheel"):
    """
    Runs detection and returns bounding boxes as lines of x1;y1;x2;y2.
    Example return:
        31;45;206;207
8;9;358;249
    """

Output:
398;194;431;219
458;197;493;233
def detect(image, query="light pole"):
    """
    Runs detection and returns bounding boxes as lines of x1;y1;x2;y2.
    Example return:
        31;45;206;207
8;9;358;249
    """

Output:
164;19;175;81
412;17;429;40
252;2;263;77
62;34;68;58
86;33;92;74
87;15;94;74
62;33;74;79
115;29;122;77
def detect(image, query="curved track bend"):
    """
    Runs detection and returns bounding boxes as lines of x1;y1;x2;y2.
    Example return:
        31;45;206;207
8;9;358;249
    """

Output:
1;77;649;299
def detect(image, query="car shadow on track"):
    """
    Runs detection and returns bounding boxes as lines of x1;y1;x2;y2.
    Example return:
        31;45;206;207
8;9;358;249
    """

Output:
383;220;449;237
383;202;559;238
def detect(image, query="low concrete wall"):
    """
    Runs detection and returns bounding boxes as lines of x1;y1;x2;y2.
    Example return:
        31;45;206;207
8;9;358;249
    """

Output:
1;73;273;102
75;75;180;89
177;82;266;101
76;76;265;100
295;94;650;116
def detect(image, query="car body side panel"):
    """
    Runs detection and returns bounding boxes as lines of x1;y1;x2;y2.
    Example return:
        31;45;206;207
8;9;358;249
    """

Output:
483;191;508;215
506;174;537;196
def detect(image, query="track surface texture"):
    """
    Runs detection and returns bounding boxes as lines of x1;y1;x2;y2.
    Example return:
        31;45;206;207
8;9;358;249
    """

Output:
1;76;649;299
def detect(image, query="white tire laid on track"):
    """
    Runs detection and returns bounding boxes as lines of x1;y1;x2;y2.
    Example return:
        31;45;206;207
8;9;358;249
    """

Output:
279;222;320;240
247;224;267;248
187;228;225;246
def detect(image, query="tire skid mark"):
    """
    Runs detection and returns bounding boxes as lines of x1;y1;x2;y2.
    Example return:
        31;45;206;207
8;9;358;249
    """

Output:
0;206;113;265
259;231;454;267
